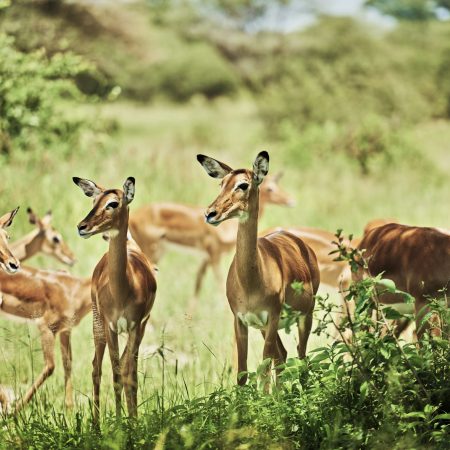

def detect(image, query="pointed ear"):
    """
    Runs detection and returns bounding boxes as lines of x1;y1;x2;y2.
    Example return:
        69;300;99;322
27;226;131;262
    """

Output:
0;207;19;229
27;207;40;226
41;210;52;227
252;151;269;185
123;177;135;204
72;177;103;198
273;170;283;183
197;154;233;179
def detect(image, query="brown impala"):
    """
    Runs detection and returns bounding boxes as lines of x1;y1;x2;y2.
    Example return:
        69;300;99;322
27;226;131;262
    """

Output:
74;176;157;422
356;223;450;338
129;172;294;300
0;269;91;411
197;152;320;387
10;208;76;266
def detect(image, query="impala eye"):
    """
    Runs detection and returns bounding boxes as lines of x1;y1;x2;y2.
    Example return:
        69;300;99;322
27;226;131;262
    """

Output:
53;236;61;244
237;183;249;191
106;201;119;209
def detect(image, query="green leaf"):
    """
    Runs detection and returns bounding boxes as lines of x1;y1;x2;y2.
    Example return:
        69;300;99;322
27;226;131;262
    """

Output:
378;278;396;293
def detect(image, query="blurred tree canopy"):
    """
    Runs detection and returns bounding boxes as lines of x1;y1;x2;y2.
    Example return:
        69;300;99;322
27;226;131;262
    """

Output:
365;0;450;20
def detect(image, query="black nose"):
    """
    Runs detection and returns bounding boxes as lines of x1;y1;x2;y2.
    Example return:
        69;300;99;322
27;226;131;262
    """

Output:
78;224;87;231
206;211;217;221
8;262;18;271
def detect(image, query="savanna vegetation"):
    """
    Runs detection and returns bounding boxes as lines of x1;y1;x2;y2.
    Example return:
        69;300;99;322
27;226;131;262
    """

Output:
0;0;449;448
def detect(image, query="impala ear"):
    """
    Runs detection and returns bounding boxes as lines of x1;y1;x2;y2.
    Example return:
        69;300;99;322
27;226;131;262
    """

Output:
123;177;135;204
72;177;103;198
197;154;233;179
41;210;52;227
27;207;40;226
0;207;19;229
252;151;269;185
273;170;283;183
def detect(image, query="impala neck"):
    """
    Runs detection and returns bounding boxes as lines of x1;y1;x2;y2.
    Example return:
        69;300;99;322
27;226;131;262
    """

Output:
258;196;266;219
10;229;43;262
108;207;130;300
235;182;261;287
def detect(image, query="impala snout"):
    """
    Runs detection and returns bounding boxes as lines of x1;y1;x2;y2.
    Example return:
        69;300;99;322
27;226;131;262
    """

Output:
205;209;218;224
77;222;92;239
1;256;20;274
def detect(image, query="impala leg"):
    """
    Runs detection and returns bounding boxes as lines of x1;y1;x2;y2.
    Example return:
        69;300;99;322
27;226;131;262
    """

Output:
415;297;441;339
106;327;122;419
262;316;283;392
261;330;286;382
59;330;73;408
122;325;144;418
16;323;55;412
393;318;412;339
193;258;209;300
297;311;313;359
234;316;248;385
92;303;106;425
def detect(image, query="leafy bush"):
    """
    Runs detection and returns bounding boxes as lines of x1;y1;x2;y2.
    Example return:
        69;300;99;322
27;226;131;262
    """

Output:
156;43;238;102
0;33;102;155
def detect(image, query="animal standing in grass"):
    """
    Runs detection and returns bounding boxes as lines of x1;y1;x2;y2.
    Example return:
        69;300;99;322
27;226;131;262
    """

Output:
197;152;320;387
356;223;450;338
74;176;156;422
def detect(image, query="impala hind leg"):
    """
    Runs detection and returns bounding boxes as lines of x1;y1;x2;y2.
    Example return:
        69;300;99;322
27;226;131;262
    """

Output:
106;328;122;419
297;311;313;359
59;330;73;408
122;324;145;417
15;323;56;412
415;297;441;339
261;330;287;385
234;316;248;385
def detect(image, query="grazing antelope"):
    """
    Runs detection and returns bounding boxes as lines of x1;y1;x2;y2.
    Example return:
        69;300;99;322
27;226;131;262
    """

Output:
129;173;294;299
10;208;76;266
197;152;320;387
73;176;157;421
356;223;450;338
0;207;20;274
0;269;91;411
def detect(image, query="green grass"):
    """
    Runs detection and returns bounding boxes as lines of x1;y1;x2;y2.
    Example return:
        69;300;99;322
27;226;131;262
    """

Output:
0;98;449;448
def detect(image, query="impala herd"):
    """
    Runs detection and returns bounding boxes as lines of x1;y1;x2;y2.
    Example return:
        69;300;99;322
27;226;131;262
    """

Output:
0;151;448;421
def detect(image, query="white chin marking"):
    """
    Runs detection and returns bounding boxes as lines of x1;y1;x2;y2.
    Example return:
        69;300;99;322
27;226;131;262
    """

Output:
239;212;249;223
108;229;120;238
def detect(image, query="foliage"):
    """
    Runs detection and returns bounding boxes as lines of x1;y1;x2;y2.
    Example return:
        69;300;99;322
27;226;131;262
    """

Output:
366;0;450;20
0;33;106;155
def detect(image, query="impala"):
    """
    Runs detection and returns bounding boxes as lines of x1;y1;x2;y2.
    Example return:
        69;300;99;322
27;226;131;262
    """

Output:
0;207;20;274
197;152;320;387
355;223;450;338
10;208;76;266
74;176;157;421
0;269;91;411
129;172;294;299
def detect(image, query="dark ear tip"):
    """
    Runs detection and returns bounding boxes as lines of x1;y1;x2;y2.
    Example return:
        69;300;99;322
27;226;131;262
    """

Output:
197;154;206;163
72;177;80;184
259;150;269;160
26;207;32;214
127;176;135;184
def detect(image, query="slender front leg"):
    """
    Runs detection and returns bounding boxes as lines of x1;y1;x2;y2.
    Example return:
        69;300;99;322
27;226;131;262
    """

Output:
193;258;210;299
16;323;56;412
59;330;73;408
92;302;106;426
106;327;122;419
262;315;282;392
234;315;248;385
297;311;313;359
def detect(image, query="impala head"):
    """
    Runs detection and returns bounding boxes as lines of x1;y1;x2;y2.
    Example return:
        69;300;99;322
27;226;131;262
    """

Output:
259;171;295;207
197;151;269;226
27;207;76;266
73;177;135;238
0;207;20;274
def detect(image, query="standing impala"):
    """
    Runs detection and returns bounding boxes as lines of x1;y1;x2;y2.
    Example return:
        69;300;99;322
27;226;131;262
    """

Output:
10;208;76;266
74;176;157;422
356;223;450;338
197;152;320;386
129;173;294;299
